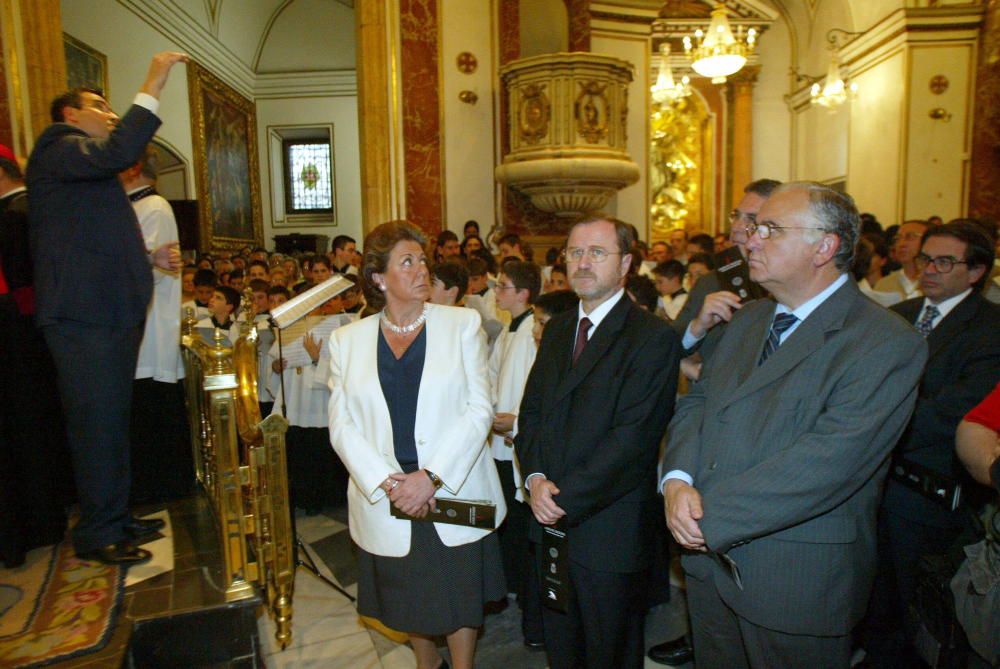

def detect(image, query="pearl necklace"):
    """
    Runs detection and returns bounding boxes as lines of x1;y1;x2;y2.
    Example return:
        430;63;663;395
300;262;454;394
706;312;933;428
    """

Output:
381;305;428;335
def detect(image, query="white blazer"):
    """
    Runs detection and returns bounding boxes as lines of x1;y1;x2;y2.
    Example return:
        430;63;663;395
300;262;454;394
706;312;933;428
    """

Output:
327;303;506;557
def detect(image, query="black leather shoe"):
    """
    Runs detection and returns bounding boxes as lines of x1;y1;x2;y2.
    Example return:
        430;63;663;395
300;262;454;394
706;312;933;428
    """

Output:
647;636;694;666
523;639;545;651
77;542;152;566
124;516;165;540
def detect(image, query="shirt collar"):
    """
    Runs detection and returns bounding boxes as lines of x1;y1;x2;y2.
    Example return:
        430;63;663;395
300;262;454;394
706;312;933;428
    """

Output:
509;308;533;333
922;288;972;322
578;287;626;330
775;273;849;322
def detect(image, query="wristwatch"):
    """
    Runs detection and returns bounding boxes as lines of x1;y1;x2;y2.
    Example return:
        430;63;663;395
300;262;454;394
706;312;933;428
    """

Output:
424;469;444;490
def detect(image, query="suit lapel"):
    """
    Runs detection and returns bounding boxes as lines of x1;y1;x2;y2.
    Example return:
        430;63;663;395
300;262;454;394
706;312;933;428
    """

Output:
553;294;631;404
720;280;856;409
926;293;980;362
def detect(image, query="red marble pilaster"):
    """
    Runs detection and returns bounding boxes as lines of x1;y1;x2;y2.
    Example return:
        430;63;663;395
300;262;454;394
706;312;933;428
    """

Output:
564;0;591;52
969;0;1000;220
400;0;442;236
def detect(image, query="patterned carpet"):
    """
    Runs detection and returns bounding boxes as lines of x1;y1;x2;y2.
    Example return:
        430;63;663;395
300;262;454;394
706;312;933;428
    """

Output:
0;542;125;668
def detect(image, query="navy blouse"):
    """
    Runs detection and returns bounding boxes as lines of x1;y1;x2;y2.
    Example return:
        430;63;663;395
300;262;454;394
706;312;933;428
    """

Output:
376;327;427;472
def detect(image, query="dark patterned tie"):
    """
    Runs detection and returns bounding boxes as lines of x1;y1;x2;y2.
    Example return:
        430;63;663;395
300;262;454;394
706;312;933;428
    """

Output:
915;304;940;338
573;317;592;365
759;312;799;365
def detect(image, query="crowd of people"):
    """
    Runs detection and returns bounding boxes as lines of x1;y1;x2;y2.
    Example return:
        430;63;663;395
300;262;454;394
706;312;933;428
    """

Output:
1;49;999;669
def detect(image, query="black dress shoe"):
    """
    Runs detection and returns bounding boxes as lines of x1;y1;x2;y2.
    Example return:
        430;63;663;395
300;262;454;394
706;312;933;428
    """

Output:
77;542;152;566
647;636;694;666
124;516;166;539
523;639;545;651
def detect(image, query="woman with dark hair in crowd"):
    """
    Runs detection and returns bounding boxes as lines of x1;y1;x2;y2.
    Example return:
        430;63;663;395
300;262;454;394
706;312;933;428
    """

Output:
327;220;506;669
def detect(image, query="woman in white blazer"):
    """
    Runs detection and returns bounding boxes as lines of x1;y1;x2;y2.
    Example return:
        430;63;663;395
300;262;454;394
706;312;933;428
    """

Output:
327;221;506;669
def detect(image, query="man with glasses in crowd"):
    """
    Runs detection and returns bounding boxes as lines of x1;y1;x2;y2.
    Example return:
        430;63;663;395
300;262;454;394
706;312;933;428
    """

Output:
660;182;926;668
671;179;780;365
861;220;1000;667
875;219;929;301
517;216;681;669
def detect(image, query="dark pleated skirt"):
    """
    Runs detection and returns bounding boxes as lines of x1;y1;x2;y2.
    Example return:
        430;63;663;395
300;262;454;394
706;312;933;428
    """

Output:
356;521;506;635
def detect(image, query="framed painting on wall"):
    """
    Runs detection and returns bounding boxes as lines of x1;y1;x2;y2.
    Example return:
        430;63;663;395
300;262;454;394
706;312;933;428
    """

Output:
63;33;108;95
187;61;263;251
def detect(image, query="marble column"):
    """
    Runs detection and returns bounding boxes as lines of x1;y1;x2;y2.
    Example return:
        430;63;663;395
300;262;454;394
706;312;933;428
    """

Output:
399;0;443;237
0;0;66;153
564;0;591;52
729;68;756;211
356;0;394;235
969;0;1000;219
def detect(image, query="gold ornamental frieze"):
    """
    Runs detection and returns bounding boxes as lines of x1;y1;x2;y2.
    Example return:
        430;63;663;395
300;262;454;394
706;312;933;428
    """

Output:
575;81;609;144
518;83;551;145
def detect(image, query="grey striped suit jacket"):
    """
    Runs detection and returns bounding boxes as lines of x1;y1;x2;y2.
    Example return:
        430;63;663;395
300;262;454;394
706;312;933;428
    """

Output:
661;279;926;636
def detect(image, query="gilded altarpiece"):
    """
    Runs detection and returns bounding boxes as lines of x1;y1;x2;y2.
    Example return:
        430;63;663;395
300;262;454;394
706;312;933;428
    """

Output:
650;92;713;242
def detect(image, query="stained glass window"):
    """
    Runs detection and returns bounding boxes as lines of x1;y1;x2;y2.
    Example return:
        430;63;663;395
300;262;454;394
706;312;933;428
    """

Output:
283;141;333;213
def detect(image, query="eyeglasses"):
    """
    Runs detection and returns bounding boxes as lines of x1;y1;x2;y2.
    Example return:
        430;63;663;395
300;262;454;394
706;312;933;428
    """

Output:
914;253;970;274
747;220;826;240
495;284;517;291
563;247;622;263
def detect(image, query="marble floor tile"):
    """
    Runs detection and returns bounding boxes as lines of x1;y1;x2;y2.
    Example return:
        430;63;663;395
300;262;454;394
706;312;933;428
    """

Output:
294;512;347;544
258;570;365;656
264;629;379;669
125;510;174;587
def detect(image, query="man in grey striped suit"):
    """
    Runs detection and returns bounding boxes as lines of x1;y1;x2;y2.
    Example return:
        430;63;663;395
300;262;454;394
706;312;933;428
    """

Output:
660;182;927;668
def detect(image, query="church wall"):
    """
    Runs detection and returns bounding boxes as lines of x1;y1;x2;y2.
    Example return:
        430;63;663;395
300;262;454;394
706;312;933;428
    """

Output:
60;0;195;195
903;43;974;221
846;50;906;225
751;18;792;183
440;0;496;234
255;95;363;249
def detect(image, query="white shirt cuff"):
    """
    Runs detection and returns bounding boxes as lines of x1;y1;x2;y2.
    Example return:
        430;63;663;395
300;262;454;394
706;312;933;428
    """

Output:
659;470;693;494
133;92;160;116
525;472;544;487
681;324;704;350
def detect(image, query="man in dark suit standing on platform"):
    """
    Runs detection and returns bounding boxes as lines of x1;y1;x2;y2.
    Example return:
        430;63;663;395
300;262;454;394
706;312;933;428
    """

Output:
661;182;926;668
27;51;187;565
863;220;1000;667
517;216;681;669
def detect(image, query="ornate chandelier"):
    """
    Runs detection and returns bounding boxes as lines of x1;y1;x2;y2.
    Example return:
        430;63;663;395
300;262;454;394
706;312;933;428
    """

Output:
683;3;756;84
651;43;691;104
811;33;859;109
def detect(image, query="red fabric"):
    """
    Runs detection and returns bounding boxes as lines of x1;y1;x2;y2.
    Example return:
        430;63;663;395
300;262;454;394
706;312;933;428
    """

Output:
965;382;1000;432
0;143;15;162
0;261;8;294
12;285;34;315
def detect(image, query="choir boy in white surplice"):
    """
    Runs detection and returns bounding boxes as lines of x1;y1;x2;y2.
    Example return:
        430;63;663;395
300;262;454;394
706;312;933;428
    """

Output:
269;295;355;513
488;261;544;644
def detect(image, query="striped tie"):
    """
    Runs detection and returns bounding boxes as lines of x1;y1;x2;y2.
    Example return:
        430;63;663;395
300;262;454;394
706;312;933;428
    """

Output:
759;312;799;365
